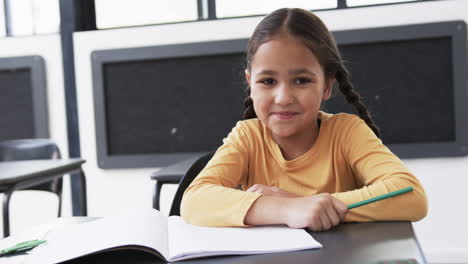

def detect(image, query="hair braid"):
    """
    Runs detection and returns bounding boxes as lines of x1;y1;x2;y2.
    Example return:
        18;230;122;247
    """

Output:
334;67;381;138
243;86;257;119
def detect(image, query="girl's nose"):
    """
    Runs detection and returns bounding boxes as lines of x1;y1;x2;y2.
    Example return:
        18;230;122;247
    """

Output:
274;84;294;106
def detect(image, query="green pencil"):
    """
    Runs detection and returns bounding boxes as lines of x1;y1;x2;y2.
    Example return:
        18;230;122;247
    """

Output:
347;187;413;209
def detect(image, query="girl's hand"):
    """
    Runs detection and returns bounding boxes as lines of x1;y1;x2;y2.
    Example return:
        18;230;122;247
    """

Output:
285;193;348;232
246;184;299;198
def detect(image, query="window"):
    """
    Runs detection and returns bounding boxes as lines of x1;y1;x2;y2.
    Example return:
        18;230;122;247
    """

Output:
216;0;336;18
0;1;5;37
95;0;198;29
0;0;435;36
7;0;34;36
32;0;60;34
2;0;59;36
347;0;418;7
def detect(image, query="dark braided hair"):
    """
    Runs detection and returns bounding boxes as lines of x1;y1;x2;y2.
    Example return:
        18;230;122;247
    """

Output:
243;8;380;138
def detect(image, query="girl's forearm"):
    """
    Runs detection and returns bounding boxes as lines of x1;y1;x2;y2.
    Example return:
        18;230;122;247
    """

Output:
243;195;292;226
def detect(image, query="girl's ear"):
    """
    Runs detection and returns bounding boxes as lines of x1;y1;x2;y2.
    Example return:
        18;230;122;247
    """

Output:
245;70;251;85
322;76;334;101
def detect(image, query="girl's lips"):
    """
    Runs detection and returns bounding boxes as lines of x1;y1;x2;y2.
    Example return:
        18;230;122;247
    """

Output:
272;112;298;120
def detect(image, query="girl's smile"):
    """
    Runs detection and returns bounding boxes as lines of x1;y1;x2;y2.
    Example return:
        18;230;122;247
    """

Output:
271;111;299;121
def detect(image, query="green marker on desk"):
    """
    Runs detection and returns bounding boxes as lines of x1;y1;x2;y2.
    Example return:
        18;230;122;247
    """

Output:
0;239;46;256
347;187;413;209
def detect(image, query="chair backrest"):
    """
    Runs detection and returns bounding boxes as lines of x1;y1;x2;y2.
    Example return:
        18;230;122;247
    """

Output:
0;139;62;192
0;139;61;161
169;151;215;216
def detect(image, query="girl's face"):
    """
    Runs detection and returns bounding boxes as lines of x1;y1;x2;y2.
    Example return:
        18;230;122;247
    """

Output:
246;34;333;141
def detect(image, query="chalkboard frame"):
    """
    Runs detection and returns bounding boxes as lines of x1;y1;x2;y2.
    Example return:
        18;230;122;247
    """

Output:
91;39;248;168
332;20;468;159
0;55;49;139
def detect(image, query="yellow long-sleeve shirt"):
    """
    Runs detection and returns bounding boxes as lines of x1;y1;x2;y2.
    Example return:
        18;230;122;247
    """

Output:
181;112;428;227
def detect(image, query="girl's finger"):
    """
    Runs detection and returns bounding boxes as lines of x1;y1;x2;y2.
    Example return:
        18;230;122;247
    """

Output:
331;198;348;222
324;200;341;227
307;217;322;232
319;211;331;231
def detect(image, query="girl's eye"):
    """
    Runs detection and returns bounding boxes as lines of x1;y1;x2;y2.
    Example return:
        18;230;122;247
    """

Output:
259;78;275;85
295;77;311;85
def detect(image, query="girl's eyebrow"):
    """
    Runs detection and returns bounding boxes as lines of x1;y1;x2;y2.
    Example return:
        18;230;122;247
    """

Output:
255;69;317;78
255;70;277;77
289;68;317;77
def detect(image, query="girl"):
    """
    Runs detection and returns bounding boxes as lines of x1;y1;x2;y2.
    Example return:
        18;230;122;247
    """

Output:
180;8;427;231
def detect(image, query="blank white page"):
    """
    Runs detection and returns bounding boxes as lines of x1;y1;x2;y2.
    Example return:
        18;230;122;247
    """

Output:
24;209;169;264
167;216;322;262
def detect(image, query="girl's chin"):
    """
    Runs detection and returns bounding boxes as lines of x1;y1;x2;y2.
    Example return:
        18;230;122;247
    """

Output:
270;128;297;139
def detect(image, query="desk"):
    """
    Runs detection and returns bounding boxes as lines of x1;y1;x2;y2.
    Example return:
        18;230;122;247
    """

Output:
0;159;88;236
65;221;426;264
150;155;203;210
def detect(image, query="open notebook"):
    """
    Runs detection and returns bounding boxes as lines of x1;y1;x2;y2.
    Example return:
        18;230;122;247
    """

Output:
10;208;321;263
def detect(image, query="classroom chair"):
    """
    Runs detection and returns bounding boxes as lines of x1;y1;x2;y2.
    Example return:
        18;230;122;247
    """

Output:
0;139;63;236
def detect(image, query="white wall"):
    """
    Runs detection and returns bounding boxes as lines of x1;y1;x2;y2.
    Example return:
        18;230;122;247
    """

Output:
71;0;466;263
0;34;72;235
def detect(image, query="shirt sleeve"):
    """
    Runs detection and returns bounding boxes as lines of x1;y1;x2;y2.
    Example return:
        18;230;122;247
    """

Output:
331;115;428;222
180;121;262;227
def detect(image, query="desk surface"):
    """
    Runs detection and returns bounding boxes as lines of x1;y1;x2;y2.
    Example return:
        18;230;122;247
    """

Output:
150;154;204;181
65;221;426;264
0;159;85;186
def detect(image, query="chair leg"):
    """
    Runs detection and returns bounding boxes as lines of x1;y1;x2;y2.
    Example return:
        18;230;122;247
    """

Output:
153;182;163;210
2;190;13;238
70;169;87;216
56;180;63;217
78;169;87;216
51;178;62;217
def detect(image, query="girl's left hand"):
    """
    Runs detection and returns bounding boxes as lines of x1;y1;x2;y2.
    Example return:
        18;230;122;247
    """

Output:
246;184;300;198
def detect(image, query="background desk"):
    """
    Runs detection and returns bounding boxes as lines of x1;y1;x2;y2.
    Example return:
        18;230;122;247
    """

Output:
0;159;88;236
65;221;426;264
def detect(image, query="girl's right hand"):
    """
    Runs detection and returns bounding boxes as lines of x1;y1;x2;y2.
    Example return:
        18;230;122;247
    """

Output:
284;193;348;232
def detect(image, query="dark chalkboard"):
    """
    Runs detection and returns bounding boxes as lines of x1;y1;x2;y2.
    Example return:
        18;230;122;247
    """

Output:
0;56;48;141
103;53;245;155
328;37;454;144
92;39;249;168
